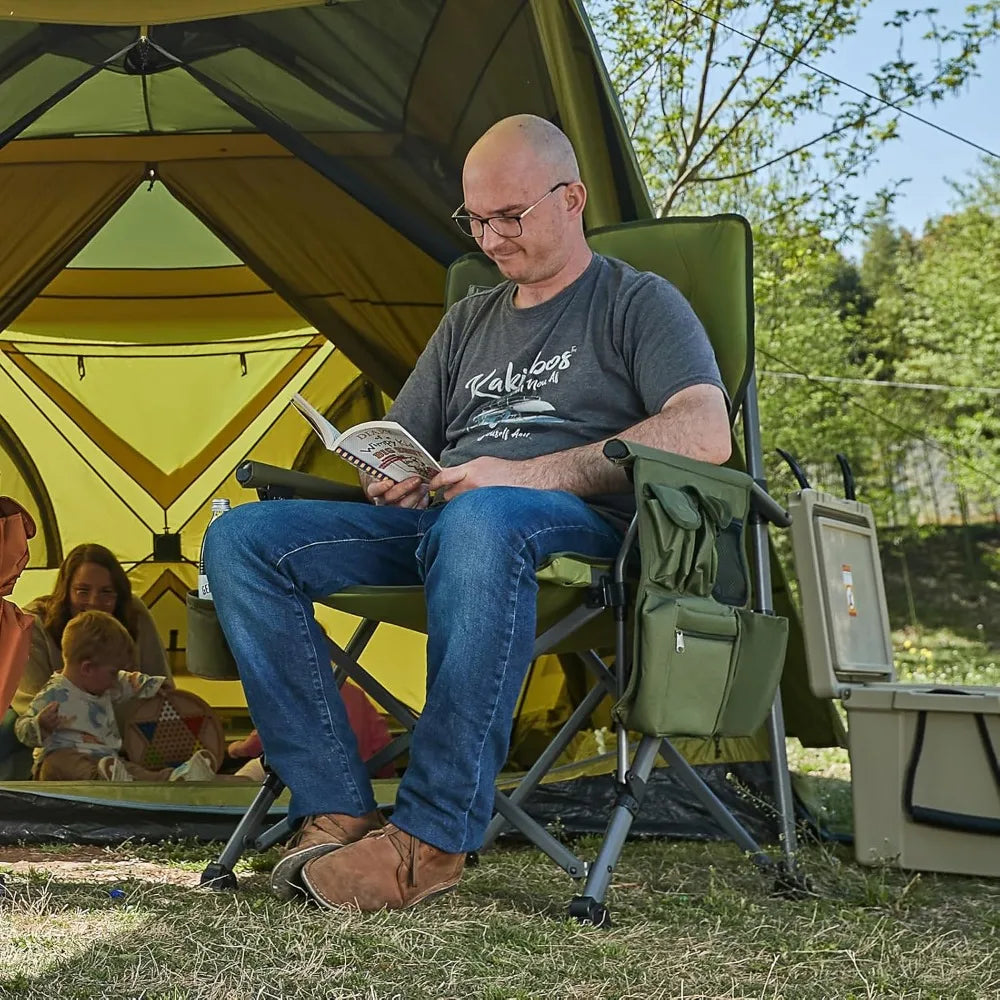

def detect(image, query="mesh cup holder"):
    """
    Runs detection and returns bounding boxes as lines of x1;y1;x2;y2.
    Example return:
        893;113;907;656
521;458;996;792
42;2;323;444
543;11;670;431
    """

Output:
185;590;240;680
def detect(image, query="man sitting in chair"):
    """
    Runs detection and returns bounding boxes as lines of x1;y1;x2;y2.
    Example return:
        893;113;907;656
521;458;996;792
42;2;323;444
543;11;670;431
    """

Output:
205;114;731;911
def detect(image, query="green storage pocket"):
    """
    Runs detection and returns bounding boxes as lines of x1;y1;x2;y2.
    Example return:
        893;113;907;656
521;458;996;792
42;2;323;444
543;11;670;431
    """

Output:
717;610;789;737
681;485;731;595
185;590;241;680
641;483;732;596
642;483;701;591
616;592;738;737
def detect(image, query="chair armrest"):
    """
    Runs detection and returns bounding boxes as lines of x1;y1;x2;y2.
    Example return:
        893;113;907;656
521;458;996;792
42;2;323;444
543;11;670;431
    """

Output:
603;438;790;526
749;482;791;528
235;461;367;503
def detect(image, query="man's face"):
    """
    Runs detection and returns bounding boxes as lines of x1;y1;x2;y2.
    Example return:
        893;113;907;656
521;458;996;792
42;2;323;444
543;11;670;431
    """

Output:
461;151;573;285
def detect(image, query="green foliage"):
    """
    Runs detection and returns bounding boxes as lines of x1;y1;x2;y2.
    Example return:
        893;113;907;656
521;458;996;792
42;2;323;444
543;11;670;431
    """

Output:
881;159;1000;510
587;1;1000;526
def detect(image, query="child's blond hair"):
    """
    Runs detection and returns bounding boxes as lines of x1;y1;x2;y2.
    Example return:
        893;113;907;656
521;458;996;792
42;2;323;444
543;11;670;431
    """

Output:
61;610;136;671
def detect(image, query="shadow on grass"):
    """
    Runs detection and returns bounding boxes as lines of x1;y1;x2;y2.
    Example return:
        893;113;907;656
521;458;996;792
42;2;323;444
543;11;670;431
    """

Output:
1;874;191;999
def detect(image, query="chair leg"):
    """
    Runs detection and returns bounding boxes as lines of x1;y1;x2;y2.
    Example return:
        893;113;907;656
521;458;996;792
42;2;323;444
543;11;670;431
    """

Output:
656;738;774;868
200;620;412;893
200;767;285;890
569;736;661;926
571;733;785;925
482;679;608;848
491;792;587;878
766;692;800;874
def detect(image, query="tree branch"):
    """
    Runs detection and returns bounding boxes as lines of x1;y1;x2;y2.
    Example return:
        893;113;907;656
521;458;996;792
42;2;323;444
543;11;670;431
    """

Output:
666;3;845;212
697;105;893;183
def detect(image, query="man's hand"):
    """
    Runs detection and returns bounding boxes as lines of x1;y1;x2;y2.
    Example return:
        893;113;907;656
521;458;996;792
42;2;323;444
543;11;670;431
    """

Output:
365;475;430;509
37;702;67;736
429;457;535;501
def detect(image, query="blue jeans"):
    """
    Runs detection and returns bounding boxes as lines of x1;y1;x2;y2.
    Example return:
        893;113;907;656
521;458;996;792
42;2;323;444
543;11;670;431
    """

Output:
205;486;623;853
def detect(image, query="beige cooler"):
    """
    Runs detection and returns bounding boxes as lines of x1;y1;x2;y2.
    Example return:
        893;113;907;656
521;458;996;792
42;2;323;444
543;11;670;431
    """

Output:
789;489;1000;878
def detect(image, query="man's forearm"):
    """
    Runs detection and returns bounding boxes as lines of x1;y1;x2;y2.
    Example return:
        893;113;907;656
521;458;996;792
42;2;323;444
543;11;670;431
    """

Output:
518;385;732;497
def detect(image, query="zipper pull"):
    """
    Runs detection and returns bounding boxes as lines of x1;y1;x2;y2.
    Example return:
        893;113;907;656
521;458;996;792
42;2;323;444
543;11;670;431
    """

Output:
675;629;685;653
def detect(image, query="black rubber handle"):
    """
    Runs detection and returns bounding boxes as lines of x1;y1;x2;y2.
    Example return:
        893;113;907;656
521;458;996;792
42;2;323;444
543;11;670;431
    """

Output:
235;461;366;502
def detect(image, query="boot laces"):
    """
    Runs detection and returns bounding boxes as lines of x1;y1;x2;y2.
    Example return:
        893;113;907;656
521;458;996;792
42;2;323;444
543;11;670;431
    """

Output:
382;825;420;887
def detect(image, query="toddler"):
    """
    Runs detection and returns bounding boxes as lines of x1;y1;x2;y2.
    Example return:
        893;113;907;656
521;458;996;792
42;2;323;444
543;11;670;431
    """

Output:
15;609;215;782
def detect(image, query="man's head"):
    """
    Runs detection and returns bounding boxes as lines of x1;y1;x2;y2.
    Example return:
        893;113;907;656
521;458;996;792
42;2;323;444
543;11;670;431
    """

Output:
458;115;589;287
61;609;136;696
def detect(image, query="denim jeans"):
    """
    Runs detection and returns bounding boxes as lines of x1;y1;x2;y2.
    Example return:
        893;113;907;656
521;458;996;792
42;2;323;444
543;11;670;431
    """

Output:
204;486;623;853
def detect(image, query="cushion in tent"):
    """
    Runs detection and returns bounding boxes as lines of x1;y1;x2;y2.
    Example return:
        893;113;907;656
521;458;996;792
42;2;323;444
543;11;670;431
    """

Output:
122;688;224;772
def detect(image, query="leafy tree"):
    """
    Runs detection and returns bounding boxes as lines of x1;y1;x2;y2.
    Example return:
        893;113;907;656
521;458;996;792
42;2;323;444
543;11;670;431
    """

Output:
882;159;1000;514
587;0;1000;522
589;0;1000;230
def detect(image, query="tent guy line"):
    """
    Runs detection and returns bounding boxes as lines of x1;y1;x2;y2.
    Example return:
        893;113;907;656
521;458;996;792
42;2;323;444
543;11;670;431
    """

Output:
757;347;1000;491
670;0;1000;161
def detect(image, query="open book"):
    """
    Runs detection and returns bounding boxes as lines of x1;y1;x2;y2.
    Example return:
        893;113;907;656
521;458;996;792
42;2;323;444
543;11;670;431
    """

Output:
291;393;441;483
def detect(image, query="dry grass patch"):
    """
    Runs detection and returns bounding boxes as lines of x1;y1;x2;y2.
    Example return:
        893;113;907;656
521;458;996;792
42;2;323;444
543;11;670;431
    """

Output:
2;837;999;1000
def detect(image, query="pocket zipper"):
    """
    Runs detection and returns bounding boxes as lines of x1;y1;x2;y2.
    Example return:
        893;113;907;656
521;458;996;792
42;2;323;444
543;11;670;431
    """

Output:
675;628;734;652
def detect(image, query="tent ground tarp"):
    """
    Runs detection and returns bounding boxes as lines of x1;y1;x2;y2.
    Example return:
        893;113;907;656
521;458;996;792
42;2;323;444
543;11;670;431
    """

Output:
0;761;790;847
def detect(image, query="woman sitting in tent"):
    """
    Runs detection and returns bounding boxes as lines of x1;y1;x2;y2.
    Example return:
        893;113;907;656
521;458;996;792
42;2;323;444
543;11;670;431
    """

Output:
0;543;170;779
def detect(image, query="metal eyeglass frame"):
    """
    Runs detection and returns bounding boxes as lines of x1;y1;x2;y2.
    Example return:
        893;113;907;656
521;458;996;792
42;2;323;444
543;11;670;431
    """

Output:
451;181;571;239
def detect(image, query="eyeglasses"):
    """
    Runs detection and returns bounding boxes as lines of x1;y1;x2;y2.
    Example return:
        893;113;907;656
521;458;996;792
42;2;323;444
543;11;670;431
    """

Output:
451;182;570;239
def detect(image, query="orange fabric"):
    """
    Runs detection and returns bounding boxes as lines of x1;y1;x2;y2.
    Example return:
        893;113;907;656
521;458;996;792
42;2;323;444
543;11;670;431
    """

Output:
340;681;395;778
0;162;142;334
1;496;37;715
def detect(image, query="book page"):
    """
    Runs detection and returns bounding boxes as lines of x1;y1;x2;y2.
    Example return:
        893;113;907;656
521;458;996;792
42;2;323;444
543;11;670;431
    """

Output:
291;393;339;450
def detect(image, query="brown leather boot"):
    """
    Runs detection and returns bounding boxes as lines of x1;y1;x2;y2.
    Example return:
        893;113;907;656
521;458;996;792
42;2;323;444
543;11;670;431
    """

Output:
270;810;384;900
301;823;464;911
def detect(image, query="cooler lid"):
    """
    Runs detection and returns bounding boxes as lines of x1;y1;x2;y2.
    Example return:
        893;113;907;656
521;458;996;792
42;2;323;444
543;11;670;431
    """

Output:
788;489;895;699
843;683;1000;714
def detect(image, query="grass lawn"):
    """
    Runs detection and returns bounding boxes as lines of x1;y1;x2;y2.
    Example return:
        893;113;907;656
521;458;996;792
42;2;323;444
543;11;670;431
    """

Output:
2;629;998;999
1;832;998;1000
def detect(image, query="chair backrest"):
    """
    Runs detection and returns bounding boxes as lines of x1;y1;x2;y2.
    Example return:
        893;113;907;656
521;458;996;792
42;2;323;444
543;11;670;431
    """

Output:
443;214;754;418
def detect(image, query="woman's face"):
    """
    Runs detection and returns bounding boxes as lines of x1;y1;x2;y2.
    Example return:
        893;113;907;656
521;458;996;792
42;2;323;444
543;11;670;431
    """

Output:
68;562;118;618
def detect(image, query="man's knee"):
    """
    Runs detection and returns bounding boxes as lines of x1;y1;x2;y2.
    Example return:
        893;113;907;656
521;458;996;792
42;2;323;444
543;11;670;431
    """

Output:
419;488;537;577
432;487;530;539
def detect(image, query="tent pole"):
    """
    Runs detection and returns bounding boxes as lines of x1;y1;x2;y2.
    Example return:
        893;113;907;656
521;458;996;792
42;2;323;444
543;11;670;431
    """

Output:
144;38;459;267
0;40;136;152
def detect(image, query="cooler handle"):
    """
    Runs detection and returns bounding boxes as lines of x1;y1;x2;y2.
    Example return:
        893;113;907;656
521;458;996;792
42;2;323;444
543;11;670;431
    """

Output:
902;696;1000;836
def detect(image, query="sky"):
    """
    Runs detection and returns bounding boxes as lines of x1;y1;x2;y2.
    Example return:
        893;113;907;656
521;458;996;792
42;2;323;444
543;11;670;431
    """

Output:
813;0;999;239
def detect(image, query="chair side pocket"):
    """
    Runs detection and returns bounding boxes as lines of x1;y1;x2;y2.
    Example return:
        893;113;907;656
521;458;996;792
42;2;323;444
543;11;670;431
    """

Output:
642;483;701;591
680;485;731;596
186;590;241;680
616;592;738;737
716;610;789;737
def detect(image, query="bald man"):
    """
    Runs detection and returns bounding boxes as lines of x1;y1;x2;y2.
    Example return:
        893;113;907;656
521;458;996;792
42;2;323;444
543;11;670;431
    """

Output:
205;115;730;912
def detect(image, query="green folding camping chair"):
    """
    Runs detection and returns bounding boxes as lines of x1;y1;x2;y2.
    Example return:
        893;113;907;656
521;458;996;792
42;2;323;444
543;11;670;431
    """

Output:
199;214;803;923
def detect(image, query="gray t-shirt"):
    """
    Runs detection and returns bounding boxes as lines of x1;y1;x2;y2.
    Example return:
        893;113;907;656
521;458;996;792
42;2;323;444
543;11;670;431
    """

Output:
388;252;724;523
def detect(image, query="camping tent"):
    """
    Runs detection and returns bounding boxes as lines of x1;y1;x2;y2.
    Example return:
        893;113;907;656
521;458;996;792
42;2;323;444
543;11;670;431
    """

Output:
0;0;840;842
